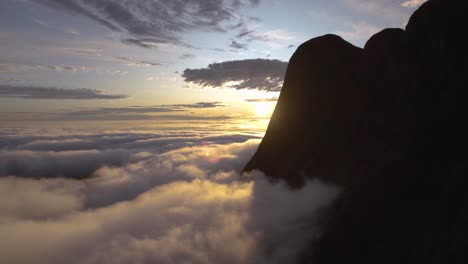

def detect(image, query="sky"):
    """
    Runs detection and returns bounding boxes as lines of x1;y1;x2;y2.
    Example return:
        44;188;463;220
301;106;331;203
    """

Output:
0;0;426;123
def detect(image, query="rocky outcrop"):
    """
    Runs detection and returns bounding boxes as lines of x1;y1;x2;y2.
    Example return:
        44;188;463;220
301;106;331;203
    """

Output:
244;34;364;187
244;0;468;262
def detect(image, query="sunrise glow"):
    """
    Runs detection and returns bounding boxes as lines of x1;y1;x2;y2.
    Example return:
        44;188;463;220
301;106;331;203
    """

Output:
254;102;274;117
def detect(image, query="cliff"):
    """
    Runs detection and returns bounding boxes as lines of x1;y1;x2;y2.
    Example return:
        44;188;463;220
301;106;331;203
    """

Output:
244;0;468;262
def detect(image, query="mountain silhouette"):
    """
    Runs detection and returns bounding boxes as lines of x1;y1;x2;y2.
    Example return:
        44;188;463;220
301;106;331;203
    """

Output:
244;0;467;262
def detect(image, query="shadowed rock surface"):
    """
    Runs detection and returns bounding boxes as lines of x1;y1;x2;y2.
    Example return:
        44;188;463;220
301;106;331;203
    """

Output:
244;34;364;187
244;0;468;262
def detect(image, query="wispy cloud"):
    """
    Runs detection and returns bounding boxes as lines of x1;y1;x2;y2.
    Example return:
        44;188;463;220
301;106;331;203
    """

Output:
254;29;297;42
0;63;79;73
236;28;255;39
64;48;162;66
229;12;299;46
113;56;161;66
171;102;226;109
179;53;195;60
0;78;24;84
33;18;80;35
0;62;128;76
245;97;278;102
183;59;288;92
33;18;48;26
0;101;228;121
210;48;227;52
0;85;128;100
401;0;427;8
32;0;261;48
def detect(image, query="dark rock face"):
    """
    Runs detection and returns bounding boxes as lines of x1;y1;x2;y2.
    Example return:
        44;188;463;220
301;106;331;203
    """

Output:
244;34;364;187
244;0;468;262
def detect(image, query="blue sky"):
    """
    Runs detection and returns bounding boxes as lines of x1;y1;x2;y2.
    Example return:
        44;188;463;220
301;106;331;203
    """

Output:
0;0;426;121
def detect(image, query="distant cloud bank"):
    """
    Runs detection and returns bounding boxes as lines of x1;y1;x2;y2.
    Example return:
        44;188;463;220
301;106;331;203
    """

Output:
182;59;288;92
0;100;228;121
71;102;226;114
245;97;278;102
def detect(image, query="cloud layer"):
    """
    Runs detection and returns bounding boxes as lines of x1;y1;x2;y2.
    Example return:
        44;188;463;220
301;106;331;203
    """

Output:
0;126;340;263
0;85;127;100
0;130;255;179
32;0;261;48
183;59;288;92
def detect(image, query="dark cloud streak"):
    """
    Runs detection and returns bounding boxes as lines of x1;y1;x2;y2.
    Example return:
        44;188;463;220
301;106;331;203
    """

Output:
0;63;79;73
0;85;127;100
179;53;195;60
230;40;248;49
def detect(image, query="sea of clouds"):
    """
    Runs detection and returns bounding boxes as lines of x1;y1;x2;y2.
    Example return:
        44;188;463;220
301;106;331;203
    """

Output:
0;122;340;264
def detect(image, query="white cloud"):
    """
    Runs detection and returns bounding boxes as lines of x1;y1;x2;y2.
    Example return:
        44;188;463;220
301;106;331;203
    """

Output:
0;175;339;264
33;19;48;26
401;0;427;8
0;63;79;73
261;29;298;42
62;48;162;67
0;62;130;76
0;132;257;179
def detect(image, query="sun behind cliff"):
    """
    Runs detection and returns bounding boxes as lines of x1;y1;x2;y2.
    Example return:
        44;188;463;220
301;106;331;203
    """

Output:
254;102;274;117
